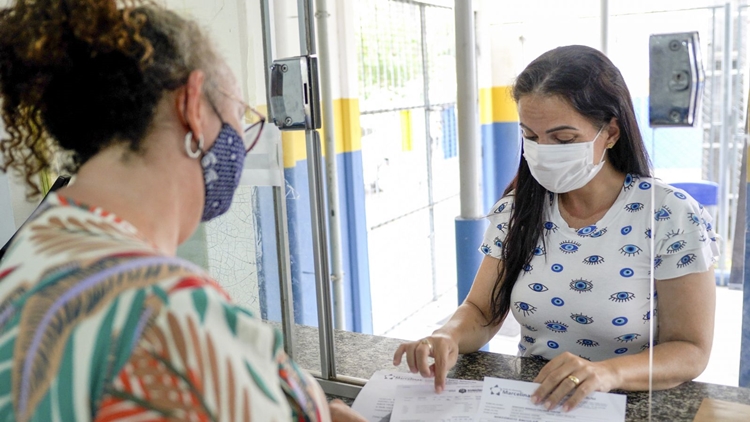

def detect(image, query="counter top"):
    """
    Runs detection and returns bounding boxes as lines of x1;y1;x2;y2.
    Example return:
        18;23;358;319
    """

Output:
289;325;750;421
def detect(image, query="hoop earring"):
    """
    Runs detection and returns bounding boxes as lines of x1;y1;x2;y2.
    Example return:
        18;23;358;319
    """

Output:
184;132;204;158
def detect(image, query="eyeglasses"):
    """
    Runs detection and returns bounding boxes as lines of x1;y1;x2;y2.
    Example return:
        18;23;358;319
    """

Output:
241;104;266;153
211;88;267;153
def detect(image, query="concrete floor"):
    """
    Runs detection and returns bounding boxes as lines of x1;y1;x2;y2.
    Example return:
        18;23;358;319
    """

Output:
382;285;743;387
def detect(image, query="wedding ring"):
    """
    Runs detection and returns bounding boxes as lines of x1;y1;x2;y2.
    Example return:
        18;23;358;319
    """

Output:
567;375;581;387
420;338;434;353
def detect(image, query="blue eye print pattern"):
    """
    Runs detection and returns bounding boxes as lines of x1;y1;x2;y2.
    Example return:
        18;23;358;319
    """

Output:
551;297;565;307
514;301;537;317
545;320;569;333
559;241;580;254
518;343;527;352
645;228;652;239
570;279;593;293
533;246;546;256
623;174;636;190
654;206;672;221
621;225;632;235
625;202;644;213
571;313;594;324
523;336;536;344
610;291;635;302
677;253;697;268
551;263;564;273
620;244;642;257
583;255;605;265
523;324;537;332
612;316;628;326
666;240;687;254
653;256;663;268
577;339;599;347
494;202;509;213
579;355;592;361
494;237;503;249
643;311;652;322
615;348;628;354
620;268;634;277
663;187;674;194
577;225;597;237
590;228;608;238
674;191;687;200
528;283;548;292
665;229;683;239
496;222;509;232
639;181;652;190
547;341;559;349
688;212;701;226
523;264;534;273
615;333;641;343
543;221;558;235
480;244;491;255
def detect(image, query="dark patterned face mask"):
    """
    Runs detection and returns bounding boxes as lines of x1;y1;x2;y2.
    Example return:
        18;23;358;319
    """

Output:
200;123;246;221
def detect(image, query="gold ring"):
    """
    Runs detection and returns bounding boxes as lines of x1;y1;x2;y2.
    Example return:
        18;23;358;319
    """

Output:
567;375;581;387
420;338;433;353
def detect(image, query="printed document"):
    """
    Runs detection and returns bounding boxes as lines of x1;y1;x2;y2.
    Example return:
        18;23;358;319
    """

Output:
351;370;482;422
476;377;626;422
389;383;484;422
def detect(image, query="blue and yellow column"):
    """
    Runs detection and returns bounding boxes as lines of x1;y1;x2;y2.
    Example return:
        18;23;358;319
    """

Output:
260;0;372;333
740;142;750;387
480;86;521;213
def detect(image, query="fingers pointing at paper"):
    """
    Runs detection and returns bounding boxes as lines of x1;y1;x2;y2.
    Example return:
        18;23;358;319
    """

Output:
393;333;460;393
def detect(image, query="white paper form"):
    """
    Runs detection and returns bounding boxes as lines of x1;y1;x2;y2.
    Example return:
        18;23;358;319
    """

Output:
389;384;484;422
476;377;626;422
351;370;483;422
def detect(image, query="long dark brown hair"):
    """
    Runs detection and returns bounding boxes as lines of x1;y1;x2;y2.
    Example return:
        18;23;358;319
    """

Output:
488;45;652;326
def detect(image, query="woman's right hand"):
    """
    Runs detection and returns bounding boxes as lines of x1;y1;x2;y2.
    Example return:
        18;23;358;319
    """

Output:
392;332;460;393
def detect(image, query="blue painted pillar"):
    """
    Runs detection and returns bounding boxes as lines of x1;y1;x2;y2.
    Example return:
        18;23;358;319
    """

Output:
455;218;489;305
479;86;521;214
740;182;750;387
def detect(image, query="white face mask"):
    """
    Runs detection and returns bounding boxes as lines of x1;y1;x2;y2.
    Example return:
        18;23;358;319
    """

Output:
522;126;607;193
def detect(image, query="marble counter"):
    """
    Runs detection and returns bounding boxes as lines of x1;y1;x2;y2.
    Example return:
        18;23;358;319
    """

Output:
288;325;750;421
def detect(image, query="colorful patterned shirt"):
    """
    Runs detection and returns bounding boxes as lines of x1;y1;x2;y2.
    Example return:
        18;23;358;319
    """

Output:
0;194;328;421
480;175;719;362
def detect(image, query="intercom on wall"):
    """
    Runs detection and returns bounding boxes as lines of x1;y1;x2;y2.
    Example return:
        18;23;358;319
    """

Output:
269;55;322;131
649;31;704;127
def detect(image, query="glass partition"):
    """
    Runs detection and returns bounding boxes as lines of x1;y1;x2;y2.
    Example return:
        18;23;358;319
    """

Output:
175;0;750;417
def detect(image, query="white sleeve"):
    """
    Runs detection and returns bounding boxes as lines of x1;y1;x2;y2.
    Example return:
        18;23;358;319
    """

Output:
479;194;515;260
653;187;719;280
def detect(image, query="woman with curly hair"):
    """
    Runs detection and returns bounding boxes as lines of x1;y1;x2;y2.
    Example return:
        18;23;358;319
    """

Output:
0;1;364;421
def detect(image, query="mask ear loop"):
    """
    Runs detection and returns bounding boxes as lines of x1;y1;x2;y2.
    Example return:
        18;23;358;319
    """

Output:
184;131;204;159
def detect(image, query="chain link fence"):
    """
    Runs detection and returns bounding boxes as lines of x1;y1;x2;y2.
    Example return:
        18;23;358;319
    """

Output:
356;0;459;335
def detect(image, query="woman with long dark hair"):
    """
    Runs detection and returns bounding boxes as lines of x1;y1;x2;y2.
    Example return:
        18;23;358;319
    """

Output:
394;45;717;412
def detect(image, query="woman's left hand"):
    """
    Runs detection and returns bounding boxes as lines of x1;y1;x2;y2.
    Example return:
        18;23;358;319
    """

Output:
531;352;620;412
